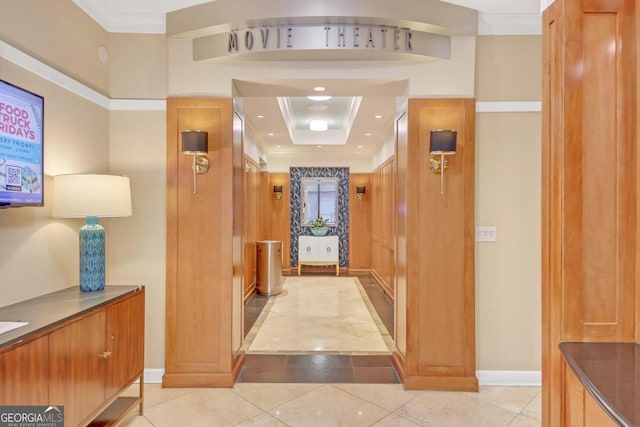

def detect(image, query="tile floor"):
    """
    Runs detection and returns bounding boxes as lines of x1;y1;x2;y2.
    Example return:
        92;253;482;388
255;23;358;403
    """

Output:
124;273;541;425
244;276;392;354
123;383;541;426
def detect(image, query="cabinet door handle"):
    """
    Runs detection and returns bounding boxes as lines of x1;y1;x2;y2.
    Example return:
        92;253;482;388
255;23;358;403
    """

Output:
98;351;112;359
306;247;311;252
326;247;331;252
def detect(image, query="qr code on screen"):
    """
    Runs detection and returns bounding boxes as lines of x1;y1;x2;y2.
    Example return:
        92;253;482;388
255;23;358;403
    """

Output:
6;165;22;191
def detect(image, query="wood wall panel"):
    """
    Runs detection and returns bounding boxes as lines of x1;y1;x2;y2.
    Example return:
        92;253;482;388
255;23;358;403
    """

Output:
542;0;637;425
267;173;291;270
401;98;476;391
349;173;371;270
165;98;235;387
370;158;395;299
243;156;260;300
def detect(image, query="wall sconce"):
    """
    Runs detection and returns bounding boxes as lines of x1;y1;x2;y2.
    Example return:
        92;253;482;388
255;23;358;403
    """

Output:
356;186;366;201
273;185;283;200
181;130;209;194
428;129;457;195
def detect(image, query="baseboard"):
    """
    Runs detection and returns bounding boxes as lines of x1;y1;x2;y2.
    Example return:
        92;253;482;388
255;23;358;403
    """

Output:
476;370;541;387
142;369;164;384
143;368;541;387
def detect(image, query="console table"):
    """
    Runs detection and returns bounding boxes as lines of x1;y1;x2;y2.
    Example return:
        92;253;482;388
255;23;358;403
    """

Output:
298;235;339;275
0;285;145;427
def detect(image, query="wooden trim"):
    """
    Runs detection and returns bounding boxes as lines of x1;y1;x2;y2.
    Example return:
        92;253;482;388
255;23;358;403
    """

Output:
371;269;394;301
403;375;479;391
161;373;235;388
391;350;406;383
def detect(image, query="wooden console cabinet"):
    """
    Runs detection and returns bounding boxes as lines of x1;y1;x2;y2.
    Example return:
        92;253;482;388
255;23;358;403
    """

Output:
0;286;144;427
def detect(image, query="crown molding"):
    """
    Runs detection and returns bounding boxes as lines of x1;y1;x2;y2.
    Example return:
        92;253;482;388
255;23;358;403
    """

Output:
72;0;540;36
72;0;166;34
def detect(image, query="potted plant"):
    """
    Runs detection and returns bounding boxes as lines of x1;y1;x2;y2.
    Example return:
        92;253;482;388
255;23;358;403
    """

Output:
309;217;329;236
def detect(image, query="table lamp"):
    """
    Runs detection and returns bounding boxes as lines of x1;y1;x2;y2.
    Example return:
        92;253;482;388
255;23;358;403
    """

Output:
53;174;132;291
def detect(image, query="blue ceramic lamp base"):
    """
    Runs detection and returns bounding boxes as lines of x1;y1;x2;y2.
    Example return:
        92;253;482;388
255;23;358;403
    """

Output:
79;216;105;292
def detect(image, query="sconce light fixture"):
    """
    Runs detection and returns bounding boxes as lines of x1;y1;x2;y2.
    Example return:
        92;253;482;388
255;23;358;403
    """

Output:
428;129;457;195
181;130;209;194
273;185;283;200
356;186;366;201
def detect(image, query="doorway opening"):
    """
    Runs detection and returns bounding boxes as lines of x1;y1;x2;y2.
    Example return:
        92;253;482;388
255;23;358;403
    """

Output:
232;79;408;382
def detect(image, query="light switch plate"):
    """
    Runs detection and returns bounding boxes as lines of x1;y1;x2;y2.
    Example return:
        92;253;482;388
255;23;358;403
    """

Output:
476;226;497;242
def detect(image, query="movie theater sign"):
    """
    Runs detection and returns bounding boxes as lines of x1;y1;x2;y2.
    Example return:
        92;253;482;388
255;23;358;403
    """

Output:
192;24;451;61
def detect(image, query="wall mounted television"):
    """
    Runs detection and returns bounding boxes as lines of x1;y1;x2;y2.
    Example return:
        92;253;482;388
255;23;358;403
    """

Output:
0;79;44;208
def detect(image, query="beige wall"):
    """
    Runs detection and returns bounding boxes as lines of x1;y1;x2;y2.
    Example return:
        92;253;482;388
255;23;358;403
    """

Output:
475;112;541;370
0;4;542;374
475;36;542;370
0;1;109;94
109;34;168;99
0;59;109;306
108;110;166;369
476;36;542;101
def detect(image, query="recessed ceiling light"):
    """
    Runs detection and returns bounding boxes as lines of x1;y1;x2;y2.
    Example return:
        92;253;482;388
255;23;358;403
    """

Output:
257;114;265;118
375;115;383;119
276;145;281;148
365;133;372;136
313;86;326;92
357;145;364;148
310;120;328;131
317;145;323;148
307;95;332;101
308;103;328;111
268;132;275;136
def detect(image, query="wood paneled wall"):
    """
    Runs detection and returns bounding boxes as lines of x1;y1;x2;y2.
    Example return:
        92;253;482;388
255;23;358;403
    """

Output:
349;174;372;271
266;173;291;270
370;159;395;299
542;0;637;424
397;98;477;391
164;98;238;387
243;156;260;300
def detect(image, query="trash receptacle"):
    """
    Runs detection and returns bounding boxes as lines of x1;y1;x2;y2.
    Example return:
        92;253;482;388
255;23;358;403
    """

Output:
256;240;283;296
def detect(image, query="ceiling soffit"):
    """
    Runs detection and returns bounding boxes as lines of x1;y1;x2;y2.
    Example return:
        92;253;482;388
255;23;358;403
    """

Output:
167;0;478;39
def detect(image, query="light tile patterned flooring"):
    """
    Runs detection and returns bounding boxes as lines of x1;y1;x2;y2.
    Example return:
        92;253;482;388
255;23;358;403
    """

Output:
245;276;392;354
123;383;541;426
124;274;540;425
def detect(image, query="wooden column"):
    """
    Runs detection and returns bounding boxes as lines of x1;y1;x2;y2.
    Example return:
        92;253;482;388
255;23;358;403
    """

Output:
396;98;477;391
542;0;637;424
164;97;238;387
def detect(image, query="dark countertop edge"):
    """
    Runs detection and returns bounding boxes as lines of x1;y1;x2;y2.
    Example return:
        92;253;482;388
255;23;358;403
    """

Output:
559;342;631;427
0;285;144;351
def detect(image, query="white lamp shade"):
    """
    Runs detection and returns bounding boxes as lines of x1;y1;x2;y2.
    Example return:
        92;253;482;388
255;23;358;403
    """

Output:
53;174;132;218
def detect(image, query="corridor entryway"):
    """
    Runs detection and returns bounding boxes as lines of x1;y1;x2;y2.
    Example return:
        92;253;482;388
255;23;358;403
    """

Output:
240;273;398;383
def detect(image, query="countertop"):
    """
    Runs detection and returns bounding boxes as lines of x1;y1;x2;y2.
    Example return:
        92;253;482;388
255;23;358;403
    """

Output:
0;285;142;350
560;342;640;427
